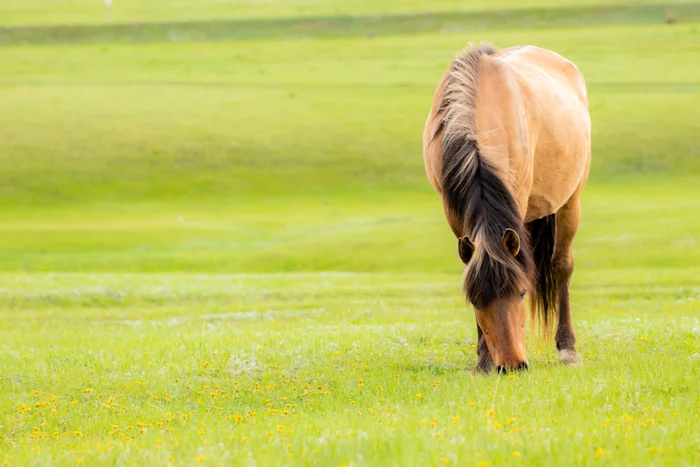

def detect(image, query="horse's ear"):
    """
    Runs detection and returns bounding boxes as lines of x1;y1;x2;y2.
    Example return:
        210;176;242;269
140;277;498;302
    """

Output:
458;236;475;264
502;228;521;256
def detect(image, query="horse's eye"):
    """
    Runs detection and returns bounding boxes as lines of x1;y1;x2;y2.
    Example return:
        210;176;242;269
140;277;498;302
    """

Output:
519;290;527;300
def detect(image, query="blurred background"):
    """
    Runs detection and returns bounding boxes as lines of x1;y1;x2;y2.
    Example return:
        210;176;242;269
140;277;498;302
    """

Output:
2;2;700;465
1;0;699;276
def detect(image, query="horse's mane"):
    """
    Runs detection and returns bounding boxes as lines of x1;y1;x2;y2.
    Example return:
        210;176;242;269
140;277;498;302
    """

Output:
435;43;534;311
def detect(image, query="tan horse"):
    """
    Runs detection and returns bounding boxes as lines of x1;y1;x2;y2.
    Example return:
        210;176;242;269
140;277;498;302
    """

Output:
423;43;591;373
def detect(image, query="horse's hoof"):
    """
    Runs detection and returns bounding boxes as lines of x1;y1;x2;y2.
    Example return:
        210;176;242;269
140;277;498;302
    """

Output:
558;348;582;366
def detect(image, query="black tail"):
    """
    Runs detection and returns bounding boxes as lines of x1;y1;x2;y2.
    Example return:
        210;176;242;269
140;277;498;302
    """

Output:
526;214;557;336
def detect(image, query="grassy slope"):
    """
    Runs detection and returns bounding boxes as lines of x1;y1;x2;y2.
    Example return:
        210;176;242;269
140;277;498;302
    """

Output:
4;3;700;46
2;25;700;202
0;0;693;26
1;24;699;272
1;1;700;466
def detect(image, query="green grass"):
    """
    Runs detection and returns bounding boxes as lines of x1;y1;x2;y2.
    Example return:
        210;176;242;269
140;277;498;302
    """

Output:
0;179;699;273
1;24;700;211
1;0;700;464
3;3;700;45
1;0;693;26
1;271;699;465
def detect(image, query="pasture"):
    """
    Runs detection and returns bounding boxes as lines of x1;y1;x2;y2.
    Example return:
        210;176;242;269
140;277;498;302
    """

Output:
1;0;699;465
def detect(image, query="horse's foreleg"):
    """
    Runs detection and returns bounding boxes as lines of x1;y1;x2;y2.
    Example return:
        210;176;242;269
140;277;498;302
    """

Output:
553;196;583;366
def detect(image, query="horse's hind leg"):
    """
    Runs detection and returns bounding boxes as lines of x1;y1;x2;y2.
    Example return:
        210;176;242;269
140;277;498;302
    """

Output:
553;195;583;366
472;322;494;375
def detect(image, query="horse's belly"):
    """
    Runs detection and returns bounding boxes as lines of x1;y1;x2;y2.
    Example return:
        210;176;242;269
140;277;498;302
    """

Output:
525;191;571;221
525;128;590;221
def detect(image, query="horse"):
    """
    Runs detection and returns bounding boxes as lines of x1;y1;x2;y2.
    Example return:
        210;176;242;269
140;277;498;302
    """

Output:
422;43;591;373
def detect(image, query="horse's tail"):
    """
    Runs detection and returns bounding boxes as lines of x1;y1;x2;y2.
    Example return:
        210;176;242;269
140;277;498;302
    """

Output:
526;214;557;337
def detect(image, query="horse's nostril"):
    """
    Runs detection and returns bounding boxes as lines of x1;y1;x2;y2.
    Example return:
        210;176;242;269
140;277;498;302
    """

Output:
497;363;528;373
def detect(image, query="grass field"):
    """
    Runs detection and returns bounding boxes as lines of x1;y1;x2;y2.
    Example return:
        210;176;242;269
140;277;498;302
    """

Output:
1;0;700;465
1;0;694;26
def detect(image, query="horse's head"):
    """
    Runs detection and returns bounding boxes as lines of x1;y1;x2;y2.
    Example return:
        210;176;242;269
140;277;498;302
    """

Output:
459;229;530;372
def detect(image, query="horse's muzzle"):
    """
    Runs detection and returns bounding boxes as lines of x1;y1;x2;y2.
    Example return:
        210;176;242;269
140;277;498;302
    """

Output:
496;361;529;374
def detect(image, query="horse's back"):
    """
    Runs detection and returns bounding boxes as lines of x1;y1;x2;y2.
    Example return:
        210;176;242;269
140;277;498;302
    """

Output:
422;44;592;222
494;46;592;220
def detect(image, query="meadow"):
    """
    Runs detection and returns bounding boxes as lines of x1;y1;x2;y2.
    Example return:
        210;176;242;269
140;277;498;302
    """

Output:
1;0;699;465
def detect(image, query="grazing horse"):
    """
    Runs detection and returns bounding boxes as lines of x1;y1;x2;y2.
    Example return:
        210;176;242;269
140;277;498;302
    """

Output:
423;43;591;373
